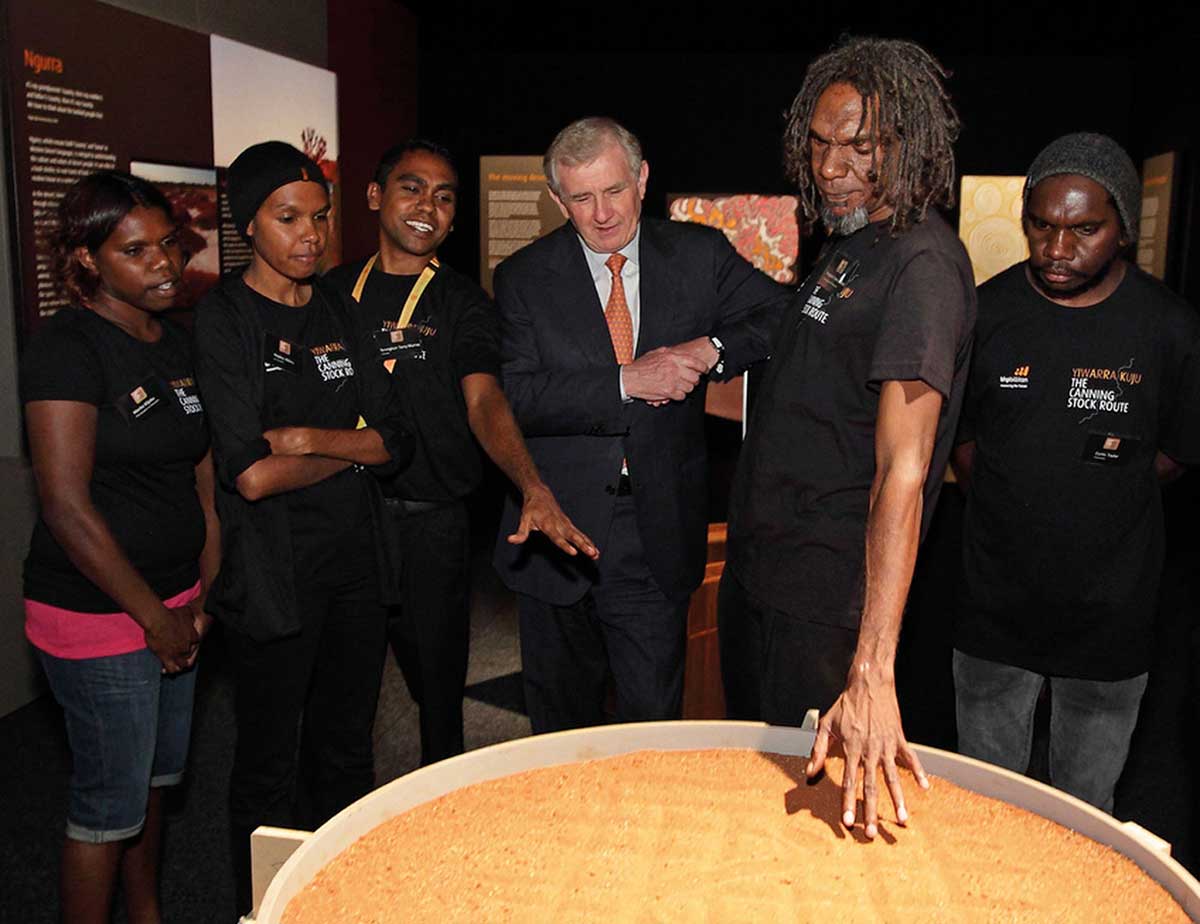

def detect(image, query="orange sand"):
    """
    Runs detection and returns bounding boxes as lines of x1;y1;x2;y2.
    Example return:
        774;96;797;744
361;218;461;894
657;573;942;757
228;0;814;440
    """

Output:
282;749;1188;923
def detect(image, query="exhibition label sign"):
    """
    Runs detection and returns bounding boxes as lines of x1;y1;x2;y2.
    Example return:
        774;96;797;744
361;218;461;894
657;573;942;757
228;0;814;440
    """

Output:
478;156;565;296
4;0;339;333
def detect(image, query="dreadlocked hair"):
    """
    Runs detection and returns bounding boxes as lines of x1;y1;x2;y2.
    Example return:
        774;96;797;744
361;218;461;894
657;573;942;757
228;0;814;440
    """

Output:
783;36;961;235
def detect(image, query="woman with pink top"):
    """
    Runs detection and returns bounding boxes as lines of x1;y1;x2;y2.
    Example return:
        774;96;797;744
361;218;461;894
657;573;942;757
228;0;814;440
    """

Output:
20;170;219;924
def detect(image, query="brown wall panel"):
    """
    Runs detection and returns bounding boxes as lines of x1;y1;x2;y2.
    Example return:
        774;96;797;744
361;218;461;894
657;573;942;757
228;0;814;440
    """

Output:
327;0;418;265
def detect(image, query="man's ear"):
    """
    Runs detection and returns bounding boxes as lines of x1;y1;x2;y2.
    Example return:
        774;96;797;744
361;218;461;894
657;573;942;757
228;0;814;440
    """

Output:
636;159;649;201
367;181;383;212
547;187;571;222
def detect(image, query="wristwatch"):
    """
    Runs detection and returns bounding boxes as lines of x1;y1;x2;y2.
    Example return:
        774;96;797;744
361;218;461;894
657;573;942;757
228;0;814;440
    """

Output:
708;335;726;379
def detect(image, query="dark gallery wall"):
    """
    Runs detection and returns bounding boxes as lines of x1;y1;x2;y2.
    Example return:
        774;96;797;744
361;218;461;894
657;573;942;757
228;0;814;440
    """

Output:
328;0;419;262
99;0;328;65
1133;71;1200;300
416;49;1139;284
80;5;1196;306
399;2;1188;292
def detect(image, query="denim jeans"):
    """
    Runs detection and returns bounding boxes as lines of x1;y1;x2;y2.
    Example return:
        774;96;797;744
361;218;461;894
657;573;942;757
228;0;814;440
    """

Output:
37;646;196;842
953;649;1147;813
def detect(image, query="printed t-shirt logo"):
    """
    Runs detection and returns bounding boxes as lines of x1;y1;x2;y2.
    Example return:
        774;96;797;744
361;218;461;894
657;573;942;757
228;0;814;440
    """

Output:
1000;364;1030;389
311;341;355;385
1068;359;1141;423
169;376;204;416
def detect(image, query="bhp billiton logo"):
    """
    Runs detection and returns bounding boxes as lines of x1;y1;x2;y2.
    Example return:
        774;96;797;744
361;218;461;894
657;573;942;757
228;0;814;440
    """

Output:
999;364;1030;390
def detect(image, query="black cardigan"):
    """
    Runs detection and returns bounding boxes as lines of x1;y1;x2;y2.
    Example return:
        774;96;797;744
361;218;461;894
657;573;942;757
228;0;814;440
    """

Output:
193;274;413;641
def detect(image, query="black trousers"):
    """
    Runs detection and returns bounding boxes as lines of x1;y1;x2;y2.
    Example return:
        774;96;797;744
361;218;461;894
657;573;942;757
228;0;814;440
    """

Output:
386;500;471;765
518;495;687;734
226;571;386;913
717;570;858;725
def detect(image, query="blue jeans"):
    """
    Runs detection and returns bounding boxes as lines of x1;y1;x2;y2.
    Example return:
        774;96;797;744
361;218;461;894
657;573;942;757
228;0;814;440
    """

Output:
37;646;197;842
953;649;1146;813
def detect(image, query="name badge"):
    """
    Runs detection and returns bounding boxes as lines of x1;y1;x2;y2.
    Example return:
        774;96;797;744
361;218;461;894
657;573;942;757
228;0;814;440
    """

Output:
373;326;427;364
817;252;861;299
798;250;861;327
1081;431;1141;467
114;376;166;424
263;333;301;374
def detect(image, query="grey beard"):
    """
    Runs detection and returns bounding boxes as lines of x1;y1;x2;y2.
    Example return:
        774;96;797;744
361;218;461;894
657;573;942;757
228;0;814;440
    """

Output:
820;204;870;236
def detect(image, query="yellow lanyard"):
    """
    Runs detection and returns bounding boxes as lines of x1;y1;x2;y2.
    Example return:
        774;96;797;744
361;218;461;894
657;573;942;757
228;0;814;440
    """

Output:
350;254;439;426
350;253;439;328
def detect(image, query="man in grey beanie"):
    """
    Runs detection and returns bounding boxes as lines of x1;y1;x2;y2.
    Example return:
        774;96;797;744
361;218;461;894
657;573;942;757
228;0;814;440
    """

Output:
951;132;1200;813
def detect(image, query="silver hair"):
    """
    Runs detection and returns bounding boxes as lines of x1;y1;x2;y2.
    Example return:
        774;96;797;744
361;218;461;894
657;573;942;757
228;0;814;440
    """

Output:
544;117;643;196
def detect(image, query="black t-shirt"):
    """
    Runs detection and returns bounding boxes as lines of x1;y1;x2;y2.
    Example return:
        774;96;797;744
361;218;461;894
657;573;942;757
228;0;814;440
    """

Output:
243;283;374;581
727;212;976;628
21;309;209;611
955;262;1200;679
325;258;501;501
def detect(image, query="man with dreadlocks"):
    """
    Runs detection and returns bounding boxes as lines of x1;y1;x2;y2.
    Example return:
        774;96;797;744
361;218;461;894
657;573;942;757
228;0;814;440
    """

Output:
719;36;976;838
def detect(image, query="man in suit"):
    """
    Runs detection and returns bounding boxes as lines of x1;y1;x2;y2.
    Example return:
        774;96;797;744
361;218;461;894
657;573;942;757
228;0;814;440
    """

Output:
493;116;789;733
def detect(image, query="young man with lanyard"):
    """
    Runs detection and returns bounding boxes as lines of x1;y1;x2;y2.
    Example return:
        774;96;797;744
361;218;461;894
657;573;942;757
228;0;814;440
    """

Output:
326;140;597;765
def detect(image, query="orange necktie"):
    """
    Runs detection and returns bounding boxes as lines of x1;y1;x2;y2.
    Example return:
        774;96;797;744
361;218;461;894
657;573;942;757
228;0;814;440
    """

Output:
604;252;634;364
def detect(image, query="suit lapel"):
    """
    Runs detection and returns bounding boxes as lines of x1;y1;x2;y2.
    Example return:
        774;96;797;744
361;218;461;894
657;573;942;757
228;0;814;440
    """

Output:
634;219;679;357
548;225;618;361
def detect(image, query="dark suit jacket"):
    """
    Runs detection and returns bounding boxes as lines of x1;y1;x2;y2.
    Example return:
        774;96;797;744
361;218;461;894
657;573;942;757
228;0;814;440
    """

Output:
492;217;790;605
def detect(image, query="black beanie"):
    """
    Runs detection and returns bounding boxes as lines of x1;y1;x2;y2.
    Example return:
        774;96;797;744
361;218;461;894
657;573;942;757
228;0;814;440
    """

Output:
1024;132;1142;243
227;141;326;240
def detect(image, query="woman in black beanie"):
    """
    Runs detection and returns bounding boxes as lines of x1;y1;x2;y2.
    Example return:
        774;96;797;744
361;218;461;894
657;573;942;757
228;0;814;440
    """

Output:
192;141;413;914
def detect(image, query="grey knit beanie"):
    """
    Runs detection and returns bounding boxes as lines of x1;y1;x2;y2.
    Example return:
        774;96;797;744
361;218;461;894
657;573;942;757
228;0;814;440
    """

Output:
1024;132;1141;243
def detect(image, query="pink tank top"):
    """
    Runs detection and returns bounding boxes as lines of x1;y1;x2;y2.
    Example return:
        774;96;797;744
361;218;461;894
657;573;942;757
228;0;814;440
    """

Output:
25;581;202;660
